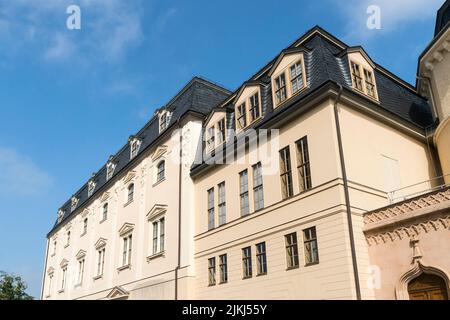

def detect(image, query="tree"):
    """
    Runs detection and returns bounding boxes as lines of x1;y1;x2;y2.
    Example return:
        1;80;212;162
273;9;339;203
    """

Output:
0;271;34;300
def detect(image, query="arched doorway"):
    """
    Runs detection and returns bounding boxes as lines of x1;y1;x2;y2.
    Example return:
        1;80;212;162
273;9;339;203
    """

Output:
408;273;449;300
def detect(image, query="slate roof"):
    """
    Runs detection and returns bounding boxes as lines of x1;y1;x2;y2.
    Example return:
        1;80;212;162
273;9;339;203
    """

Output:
435;0;450;37
191;26;434;175
49;77;230;236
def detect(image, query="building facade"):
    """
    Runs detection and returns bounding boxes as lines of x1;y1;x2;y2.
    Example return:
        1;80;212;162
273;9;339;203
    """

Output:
42;2;450;300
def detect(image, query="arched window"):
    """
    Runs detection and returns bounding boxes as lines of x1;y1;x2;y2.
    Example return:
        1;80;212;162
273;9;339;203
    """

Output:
157;161;165;182
102;203;108;221
127;184;134;203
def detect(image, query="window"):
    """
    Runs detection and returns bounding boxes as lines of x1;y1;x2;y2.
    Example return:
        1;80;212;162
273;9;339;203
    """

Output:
290;61;304;94
130;138;140;159
88;180;96;197
239;170;249;216
122;234;132;266
102;203;108;221
296;137;312;192
207;188;215;230
127;183;134;204
53;241;57;256
218;182;226;226
207;126;215;151
157;161;165;182
237;102;247;129
82;218;88;235
280;147;293;199
208;257;216;286
350;61;363;91
303;227;319;265
364;69;376;98
256;242;267;275
106;161;116;180
159;112;168;132
97;248;105;277
252;162;264;211
151;217;165;255
219;254;228;284
77;258;85;285
242;247;252;279
285;233;299;269
61;266;67;291
66;231;71;247
249;92;260;122
274;73;287;105
216;118;226;145
47;273;53;296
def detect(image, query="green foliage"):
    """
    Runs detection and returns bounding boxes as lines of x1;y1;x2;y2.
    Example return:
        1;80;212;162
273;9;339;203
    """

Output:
0;271;34;300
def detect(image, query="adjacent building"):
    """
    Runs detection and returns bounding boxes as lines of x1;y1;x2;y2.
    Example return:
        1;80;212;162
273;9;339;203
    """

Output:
41;1;450;300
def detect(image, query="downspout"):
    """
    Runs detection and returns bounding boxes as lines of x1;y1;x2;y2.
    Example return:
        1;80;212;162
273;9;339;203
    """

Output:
40;238;50;300
333;84;362;300
174;117;183;300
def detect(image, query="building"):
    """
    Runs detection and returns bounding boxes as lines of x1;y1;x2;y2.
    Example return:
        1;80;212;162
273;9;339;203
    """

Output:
41;2;450;300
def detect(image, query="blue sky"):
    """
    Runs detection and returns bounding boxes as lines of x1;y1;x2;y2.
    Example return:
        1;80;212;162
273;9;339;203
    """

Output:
0;0;444;298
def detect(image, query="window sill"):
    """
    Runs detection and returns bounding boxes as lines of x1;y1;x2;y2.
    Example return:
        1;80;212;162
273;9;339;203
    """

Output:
80;232;87;238
352;87;379;103
242;276;252;280
45;294;51;299
93;275;103;281
58;289;65;294
152;178;165;188
117;264;131;272
208;283;216;287
218;281;228;285
99;218;107;224
51;253;55;257
123;200;134;208
305;261;319;267
274;86;308;110
146;251;165;262
64;244;69;249
74;283;82;288
286;265;300;271
256;273;267;277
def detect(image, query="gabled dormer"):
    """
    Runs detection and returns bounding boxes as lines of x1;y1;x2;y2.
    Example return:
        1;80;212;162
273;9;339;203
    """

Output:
156;108;172;133
87;173;97;197
128;135;142;159
343;47;379;101
268;47;308;109
57;208;65;223
106;155;116;181
204;108;230;152
71;196;79;212
233;81;263;133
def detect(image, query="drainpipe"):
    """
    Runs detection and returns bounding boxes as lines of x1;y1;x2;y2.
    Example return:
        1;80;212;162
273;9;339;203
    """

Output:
174;117;183;300
40;238;50;300
333;84;362;300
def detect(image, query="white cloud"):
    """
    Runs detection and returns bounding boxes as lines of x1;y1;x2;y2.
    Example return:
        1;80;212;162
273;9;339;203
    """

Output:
334;0;443;41
0;0;144;64
0;147;53;196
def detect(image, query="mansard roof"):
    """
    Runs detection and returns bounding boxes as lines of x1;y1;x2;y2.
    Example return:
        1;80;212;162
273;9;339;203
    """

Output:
435;0;450;37
191;25;434;175
48;77;230;237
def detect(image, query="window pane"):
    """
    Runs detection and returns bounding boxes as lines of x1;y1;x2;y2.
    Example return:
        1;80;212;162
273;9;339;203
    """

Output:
242;247;252;278
208;257;216;285
253;163;264;210
239;170;249;216
218;182;226;226
256;242;267;275
219;254;228;283
207;188;215;230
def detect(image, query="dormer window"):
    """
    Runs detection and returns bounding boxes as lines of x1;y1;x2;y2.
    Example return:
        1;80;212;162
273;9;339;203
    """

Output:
129;136;141;159
249;92;260;122
270;51;307;108
158;110;172;133
88;177;96;197
71;196;79;212
207;127;215;152
106;156;116;181
347;51;379;101
237;102;247;129
57;209;64;223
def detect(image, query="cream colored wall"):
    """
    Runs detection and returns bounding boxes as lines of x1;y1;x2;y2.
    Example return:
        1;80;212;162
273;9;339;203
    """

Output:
43;117;202;300
435;119;450;184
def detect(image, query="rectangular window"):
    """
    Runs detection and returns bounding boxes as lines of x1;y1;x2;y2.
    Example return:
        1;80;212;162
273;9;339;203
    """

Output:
237;102;247;129
252;162;264;211
364;69;376;98
61;267;67;290
159;113;167;132
217;118;226;144
296;137;312;192
122;234;132;266
290;61;304;94
160;217;165;252
303;227;319;265
77;259;85;285
47;274;53;296
152;221;158;254
97;248;105;276
279;147;293;199
208;257;216;286
242;247;252;279
350;61;363;91
249;92;260;122
239;170;249;216
275;73;287;105
256;242;267;275
218;182;226;226
207;188;215;230
102;203;108;221
219;254;228;284
82;218;88;235
207;126;215;151
285;233;299;269
53;241;57;255
151;217;165;255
